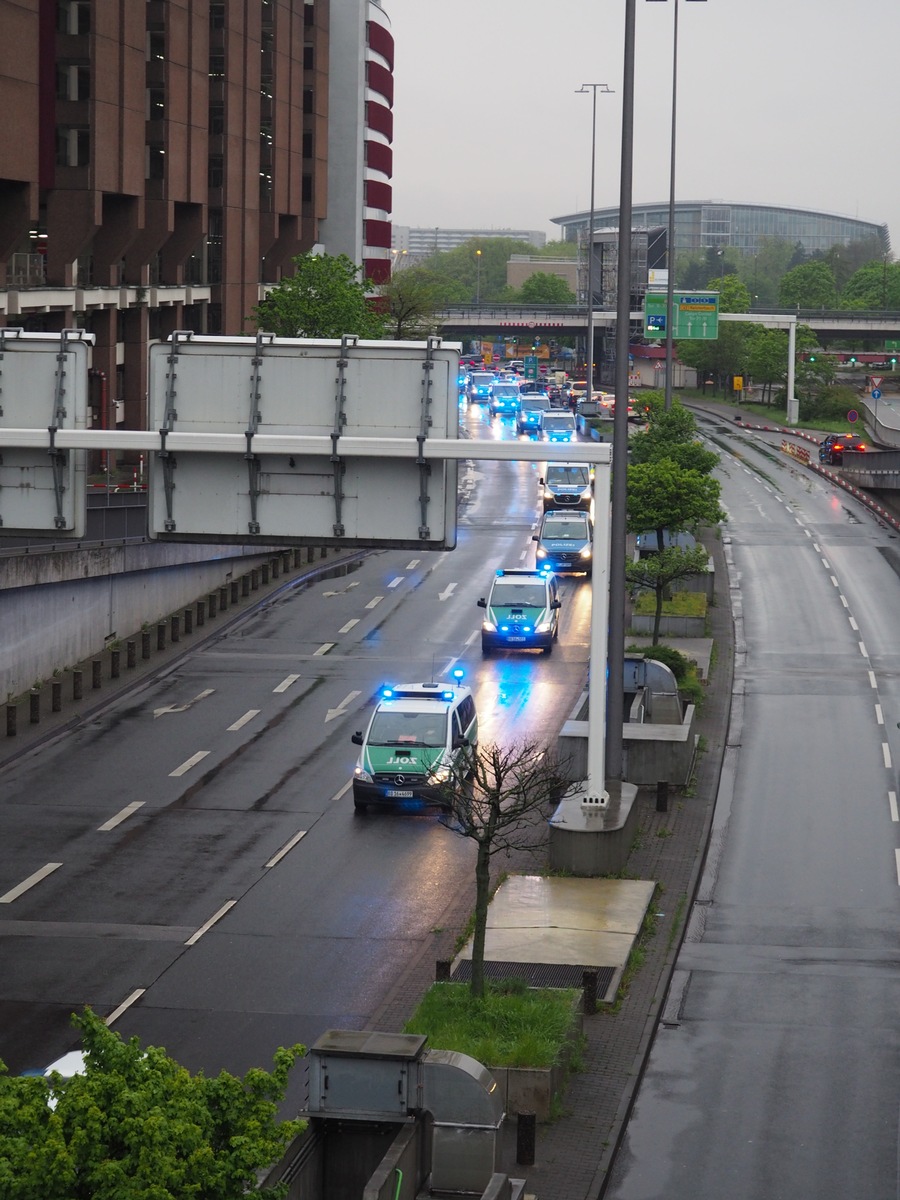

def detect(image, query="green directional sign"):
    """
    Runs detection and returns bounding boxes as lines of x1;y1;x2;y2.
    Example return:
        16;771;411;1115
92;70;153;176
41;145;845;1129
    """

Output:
885;339;900;351
524;354;539;379
644;291;719;341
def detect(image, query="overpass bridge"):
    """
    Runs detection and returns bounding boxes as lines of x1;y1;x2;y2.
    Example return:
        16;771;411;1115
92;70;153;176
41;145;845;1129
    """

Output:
436;304;900;342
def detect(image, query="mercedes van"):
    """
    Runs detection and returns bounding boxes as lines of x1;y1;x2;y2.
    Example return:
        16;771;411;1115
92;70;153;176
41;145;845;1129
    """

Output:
351;675;477;811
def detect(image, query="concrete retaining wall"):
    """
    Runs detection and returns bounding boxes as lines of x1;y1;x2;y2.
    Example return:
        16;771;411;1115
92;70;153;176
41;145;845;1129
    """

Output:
0;541;315;700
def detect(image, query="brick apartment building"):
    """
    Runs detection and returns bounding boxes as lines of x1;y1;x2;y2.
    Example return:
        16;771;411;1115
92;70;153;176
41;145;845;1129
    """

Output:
0;0;394;432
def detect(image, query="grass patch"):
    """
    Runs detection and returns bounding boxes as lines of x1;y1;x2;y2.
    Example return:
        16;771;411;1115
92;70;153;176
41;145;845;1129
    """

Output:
404;980;582;1069
633;591;707;618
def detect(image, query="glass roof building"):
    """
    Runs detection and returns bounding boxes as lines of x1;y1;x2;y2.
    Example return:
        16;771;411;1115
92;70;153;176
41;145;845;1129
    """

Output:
552;201;890;258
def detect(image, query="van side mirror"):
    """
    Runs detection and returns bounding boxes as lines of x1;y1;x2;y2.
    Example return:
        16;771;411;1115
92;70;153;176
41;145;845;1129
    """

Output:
538;476;544;485
551;599;561;609
477;597;486;608
351;732;363;746
532;534;539;542
452;735;468;750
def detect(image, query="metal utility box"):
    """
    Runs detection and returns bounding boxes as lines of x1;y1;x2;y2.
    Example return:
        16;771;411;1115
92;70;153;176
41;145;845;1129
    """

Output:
424;1049;505;1194
307;1030;427;1121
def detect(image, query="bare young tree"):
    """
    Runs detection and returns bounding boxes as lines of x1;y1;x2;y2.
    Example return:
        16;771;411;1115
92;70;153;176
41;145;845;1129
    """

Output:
437;739;575;1000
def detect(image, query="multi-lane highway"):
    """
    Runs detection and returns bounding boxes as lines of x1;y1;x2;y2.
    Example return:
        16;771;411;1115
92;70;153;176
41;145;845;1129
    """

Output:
606;409;900;1200
0;398;593;1114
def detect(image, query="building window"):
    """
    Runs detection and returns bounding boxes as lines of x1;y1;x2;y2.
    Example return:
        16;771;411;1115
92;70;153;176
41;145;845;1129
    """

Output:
148;31;165;63
302;131;313;160
58;0;90;36
148;88;165;120
56;127;90;167
57;63;90;101
304;44;314;70
302;173;312;203
209;102;225;135
147;145;165;180
209;2;225;30
303;87;313;114
208;156;224;188
209;54;225;80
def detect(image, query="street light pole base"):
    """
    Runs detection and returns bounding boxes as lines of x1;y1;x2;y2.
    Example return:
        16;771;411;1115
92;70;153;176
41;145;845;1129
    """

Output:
548;779;639;876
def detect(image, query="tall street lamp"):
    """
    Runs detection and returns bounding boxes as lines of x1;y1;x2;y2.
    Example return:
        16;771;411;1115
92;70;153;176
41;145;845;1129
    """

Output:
647;0;707;408
576;83;613;407
475;248;482;305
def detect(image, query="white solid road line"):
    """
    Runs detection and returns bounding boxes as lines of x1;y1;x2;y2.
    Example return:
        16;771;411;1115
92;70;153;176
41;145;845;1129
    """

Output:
227;709;260;732
185;900;236;946
169;750;210;777
366;596;383;609
0;862;63;904
105;989;146;1026
339;618;360;633
98;801;145;831
265;830;307;869
273;673;301;693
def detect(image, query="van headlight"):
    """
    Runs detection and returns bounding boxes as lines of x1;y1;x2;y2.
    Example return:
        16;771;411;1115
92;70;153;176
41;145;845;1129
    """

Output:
354;766;373;783
429;764;451;784
536;621;553;633
579;547;592;560
535;546;548;559
482;619;497;632
543;488;554;502
580;487;592;501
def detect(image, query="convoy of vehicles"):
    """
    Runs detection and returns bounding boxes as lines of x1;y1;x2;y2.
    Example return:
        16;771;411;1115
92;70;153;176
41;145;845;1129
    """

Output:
478;568;561;655
489;381;521;415
350;674;477;811
539;412;577;443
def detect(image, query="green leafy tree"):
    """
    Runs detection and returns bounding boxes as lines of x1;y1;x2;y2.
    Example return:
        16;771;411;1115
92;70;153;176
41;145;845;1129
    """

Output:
378;267;446;338
0;1009;305;1200
626;460;723;645
417;238;534;304
436;740;573;1001
626;545;712;646
839;260;900;310
628;398;718;475
518;273;575;304
251;252;386;338
746;326;790;405
778;260;838;309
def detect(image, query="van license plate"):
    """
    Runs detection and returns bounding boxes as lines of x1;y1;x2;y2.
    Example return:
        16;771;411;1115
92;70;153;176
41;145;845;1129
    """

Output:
506;636;526;642
386;789;414;798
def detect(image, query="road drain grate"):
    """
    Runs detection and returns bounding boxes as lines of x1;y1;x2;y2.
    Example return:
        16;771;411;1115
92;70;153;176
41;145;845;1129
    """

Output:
450;960;616;993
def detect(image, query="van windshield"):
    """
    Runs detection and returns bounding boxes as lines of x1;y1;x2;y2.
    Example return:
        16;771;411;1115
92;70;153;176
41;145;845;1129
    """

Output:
368;710;447;747
542;416;574;430
546;465;590;487
492;584;548;608
542;517;589;540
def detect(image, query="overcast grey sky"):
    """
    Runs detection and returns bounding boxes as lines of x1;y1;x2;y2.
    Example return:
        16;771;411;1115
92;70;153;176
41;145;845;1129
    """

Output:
386;0;899;252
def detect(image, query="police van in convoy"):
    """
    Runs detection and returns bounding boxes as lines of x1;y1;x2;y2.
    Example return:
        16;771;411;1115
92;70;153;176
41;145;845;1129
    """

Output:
350;673;477;811
477;568;561;655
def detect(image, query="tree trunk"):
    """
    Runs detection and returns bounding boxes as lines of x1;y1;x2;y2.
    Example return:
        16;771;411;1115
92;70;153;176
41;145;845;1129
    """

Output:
653;581;664;646
469;841;492;1000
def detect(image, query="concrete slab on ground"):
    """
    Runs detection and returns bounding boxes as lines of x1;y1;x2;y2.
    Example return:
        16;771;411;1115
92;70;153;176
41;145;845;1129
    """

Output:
452;875;657;1001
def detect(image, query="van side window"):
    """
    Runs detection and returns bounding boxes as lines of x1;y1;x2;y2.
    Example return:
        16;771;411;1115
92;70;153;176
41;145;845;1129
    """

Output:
458;696;475;730
453;711;463;740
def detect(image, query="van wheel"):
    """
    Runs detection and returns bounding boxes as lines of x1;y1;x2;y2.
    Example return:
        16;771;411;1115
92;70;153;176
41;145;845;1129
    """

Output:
543;641;553;656
481;640;493;657
353;798;368;813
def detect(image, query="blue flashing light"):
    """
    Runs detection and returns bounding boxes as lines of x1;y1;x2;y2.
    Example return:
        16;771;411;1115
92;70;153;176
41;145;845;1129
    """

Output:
452;667;465;682
442;689;454;700
381;685;395;699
